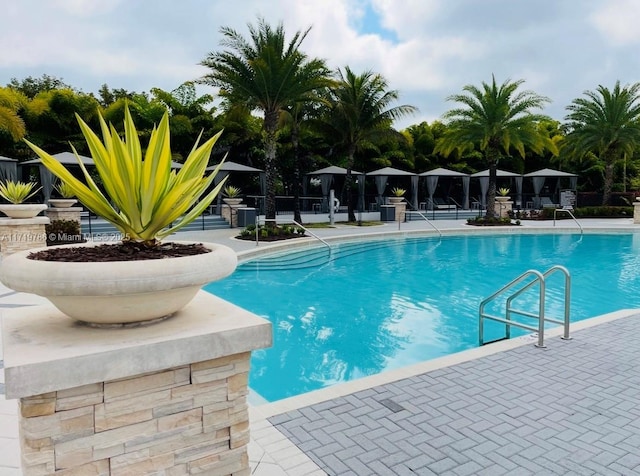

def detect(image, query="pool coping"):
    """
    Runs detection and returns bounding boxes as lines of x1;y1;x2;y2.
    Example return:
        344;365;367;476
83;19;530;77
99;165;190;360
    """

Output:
249;308;639;420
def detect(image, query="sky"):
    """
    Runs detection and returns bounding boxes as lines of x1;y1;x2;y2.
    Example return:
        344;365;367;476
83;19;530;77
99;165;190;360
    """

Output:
2;0;640;130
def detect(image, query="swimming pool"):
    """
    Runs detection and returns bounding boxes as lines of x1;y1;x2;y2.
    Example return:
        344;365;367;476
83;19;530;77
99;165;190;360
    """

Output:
204;232;640;402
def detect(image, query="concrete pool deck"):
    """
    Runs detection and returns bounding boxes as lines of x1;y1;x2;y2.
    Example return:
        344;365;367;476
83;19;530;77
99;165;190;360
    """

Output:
1;217;639;475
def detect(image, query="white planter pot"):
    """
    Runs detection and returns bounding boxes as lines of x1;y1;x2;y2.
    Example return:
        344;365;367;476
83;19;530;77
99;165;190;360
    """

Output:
495;196;511;202
0;203;48;219
388;197;404;204
0;241;237;325
49;199;78;208
223;198;243;205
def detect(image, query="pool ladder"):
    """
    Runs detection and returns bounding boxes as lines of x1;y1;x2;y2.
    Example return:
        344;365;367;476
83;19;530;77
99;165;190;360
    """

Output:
479;265;572;348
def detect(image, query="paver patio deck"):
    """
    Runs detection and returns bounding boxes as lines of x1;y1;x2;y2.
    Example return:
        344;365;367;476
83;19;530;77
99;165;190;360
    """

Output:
1;217;639;475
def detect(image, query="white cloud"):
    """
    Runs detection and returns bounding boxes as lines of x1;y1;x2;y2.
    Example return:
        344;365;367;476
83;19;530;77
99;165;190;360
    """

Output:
589;0;640;46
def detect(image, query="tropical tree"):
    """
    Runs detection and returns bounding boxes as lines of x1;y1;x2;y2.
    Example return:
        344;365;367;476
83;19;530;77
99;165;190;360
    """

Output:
563;81;640;205
321;67;417;221
199;17;331;220
0;87;27;142
436;76;556;217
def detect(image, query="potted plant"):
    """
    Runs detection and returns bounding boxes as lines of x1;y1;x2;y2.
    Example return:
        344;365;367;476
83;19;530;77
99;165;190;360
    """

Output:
0;180;47;218
222;185;243;205
0;107;236;326
49;180;78;208
496;187;511;201
389;187;406;204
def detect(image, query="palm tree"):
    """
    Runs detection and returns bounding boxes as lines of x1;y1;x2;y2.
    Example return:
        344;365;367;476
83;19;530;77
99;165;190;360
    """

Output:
199;18;331;220
322;67;417;222
436;76;555;218
563;81;640;205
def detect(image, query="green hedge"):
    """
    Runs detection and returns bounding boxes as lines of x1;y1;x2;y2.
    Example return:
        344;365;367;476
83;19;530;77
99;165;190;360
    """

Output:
538;206;633;219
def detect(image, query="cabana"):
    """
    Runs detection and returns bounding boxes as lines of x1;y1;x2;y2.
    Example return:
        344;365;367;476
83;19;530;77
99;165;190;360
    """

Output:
0;156;18;181
307;166;364;212
420;167;470;210
366;166;417;210
20;152;95;202
523;168;578;208
205;161;264;213
471;169;522;208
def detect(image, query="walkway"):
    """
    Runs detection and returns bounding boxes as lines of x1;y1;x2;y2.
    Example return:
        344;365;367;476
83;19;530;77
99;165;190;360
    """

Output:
1;217;639;475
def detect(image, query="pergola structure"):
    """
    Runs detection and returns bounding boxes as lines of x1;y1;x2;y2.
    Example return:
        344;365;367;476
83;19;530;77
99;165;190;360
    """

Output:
470;169;522;208
0;156;18;181
20;152;94;203
420;167;470;210
366;167;418;209
307;166;364;212
523;168;578;208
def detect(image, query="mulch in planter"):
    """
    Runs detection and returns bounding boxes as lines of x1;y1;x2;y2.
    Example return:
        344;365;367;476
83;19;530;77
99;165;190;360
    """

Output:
29;242;210;262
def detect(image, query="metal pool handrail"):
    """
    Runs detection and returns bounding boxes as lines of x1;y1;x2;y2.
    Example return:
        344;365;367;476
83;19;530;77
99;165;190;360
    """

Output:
256;217;332;251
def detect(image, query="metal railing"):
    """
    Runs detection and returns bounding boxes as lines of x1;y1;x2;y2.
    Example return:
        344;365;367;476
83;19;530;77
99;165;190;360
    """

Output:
255;217;332;252
553;208;583;234
479;265;571;348
402;202;442;237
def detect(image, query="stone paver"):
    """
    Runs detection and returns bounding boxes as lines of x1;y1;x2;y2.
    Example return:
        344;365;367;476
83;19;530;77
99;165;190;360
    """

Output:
271;316;640;475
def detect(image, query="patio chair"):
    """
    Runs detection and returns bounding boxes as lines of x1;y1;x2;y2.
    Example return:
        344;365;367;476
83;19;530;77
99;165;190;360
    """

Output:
540;197;559;208
434;197;457;210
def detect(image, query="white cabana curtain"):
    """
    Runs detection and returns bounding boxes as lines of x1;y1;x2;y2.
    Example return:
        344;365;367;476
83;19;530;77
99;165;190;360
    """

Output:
570;177;578;189
358;174;366;211
515;176;523;207
411;175;419;210
213;170;231;213
532;177;545;208
462;176;470;209
0;161;17;181
320;174;333;212
39;165;54;203
479;177;489;207
426;176;438;210
375;176;388;205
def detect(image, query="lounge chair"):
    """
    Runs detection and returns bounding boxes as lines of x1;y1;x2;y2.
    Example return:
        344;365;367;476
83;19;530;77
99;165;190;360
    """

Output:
540;197;559;208
434;198;457;210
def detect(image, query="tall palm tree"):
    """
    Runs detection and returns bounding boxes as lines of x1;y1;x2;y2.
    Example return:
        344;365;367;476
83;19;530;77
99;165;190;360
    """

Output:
436;76;555;217
563;81;640;205
199;18;331;220
322;67;417;222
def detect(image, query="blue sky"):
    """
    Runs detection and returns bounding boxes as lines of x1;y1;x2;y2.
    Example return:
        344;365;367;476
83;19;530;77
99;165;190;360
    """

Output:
2;0;640;129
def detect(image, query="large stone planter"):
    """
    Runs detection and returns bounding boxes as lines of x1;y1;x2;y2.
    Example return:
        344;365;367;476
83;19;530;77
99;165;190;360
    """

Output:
0;241;237;325
48;198;78;208
3;291;272;476
0;203;47;218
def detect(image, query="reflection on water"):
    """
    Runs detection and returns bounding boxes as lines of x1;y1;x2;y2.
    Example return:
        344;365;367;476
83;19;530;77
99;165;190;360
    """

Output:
204;233;640;402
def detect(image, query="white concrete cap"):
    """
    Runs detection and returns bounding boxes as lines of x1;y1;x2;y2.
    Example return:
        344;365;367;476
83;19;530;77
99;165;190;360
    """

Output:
2;291;272;399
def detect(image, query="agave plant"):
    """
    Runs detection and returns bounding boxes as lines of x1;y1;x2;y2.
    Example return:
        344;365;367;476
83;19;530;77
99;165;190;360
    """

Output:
391;187;406;197
222;185;241;198
0;180;41;204
25;107;227;246
497;187;510;196
55;180;76;199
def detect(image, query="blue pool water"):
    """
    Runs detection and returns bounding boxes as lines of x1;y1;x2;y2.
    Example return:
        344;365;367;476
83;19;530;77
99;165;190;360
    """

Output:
204;233;640;402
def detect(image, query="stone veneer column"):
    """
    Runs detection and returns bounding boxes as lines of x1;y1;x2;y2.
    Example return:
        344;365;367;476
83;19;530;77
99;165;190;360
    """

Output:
634;200;640;224
0;216;49;256
221;204;247;228
496;200;513;218
3;291;272;475
45;206;82;226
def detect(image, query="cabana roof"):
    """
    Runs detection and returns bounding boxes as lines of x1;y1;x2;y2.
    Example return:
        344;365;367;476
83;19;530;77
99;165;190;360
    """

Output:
308;165;363;175
420;167;469;177
366;167;416;176
22;151;94;166
523;168;578;178
470;169;521;177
